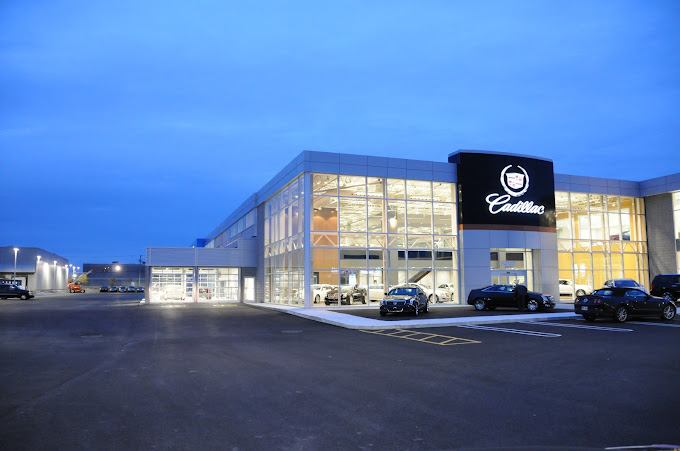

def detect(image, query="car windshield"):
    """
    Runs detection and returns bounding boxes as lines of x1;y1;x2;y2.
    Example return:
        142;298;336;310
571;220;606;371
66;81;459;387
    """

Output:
617;280;638;287
389;288;416;296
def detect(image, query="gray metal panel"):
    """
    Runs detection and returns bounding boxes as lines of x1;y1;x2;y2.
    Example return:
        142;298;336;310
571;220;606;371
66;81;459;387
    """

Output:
645;193;676;278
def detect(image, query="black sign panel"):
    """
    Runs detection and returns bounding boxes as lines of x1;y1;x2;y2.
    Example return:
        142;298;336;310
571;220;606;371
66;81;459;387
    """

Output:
449;152;556;229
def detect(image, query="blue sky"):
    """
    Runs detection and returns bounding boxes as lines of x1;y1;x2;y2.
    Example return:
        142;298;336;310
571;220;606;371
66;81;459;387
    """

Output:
1;0;679;266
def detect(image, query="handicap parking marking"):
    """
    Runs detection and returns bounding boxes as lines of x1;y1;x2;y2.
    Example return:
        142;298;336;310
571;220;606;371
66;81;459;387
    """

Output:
457;324;561;337
520;321;633;332
361;329;481;346
626;321;680;328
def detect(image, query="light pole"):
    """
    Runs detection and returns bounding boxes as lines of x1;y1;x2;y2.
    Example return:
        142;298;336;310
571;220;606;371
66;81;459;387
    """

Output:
36;255;41;291
13;248;19;284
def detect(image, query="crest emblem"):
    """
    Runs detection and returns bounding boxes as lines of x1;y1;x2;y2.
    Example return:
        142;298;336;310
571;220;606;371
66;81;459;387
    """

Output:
500;165;529;197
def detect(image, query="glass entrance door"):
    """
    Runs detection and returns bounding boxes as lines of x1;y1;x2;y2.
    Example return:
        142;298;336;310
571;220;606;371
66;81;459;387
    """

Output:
491;270;527;287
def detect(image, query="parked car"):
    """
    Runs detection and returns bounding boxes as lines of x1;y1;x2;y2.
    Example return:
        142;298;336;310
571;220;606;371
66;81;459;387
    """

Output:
324;285;366;305
136;286;144;292
198;287;212;300
650;274;680;301
379;286;429;316
559;279;592;297
311;284;334;304
467;285;555;312
603;279;648;294
118;286;127;293
365;284;385;302
575;287;676;322
100;286;109;292
0;284;34;300
161;285;185;301
127;286;136;293
390;283;437;302
108;286;118;292
435;283;455;302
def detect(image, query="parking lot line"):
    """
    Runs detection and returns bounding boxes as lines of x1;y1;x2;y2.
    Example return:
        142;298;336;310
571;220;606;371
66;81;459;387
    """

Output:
520;321;633;332
361;329;481;346
457;324;561;337
626;321;680;328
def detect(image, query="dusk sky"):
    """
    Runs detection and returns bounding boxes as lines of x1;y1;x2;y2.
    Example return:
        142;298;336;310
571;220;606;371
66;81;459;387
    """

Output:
2;1;679;267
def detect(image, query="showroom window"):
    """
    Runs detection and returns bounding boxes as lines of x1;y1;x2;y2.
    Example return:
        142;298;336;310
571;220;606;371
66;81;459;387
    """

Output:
150;268;194;302
311;174;459;306
674;192;680;272
198;268;239;301
556;191;649;295
265;175;304;305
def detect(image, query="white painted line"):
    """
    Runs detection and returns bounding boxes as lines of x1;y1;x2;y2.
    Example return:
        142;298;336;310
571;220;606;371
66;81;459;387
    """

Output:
458;324;561;337
627;321;680;328
520;321;633;332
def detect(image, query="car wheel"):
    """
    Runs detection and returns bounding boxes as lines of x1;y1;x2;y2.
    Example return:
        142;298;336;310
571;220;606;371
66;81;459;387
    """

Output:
361;296;366;305
661;304;676;321
474;298;486;311
414;304;419;316
526;299;539;312
380;311;387;317
575;289;586;297
325;300;330;305
423;301;429;313
613;306;629;322
582;313;597;322
314;294;320;304
428;294;439;303
20;294;28;300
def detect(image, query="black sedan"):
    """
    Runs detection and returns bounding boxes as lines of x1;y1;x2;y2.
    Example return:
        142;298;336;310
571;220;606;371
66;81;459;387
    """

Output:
466;285;555;312
324;286;366;305
379;286;429;316
575;287;676;322
100;286;109;292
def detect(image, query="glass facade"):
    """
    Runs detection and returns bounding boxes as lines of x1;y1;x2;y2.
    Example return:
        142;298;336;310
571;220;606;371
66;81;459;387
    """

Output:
264;175;304;304
674;192;680;272
556;191;649;294
151;267;194;302
150;267;240;302
311;174;459;306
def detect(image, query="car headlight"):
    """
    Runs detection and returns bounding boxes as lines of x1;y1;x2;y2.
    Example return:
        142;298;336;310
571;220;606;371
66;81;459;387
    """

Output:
380;300;386;306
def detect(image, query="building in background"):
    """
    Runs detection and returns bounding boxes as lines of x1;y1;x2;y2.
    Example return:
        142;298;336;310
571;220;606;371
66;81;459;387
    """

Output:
146;150;680;305
82;262;146;288
0;246;69;292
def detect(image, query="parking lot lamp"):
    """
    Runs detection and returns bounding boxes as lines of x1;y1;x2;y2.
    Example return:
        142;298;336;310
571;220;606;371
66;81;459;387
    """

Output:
13;248;19;283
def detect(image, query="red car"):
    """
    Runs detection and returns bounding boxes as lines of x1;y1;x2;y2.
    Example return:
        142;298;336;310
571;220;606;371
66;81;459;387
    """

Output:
68;283;85;293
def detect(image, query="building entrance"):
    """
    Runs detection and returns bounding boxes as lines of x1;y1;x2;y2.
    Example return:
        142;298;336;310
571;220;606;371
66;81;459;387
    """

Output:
491;270;527;287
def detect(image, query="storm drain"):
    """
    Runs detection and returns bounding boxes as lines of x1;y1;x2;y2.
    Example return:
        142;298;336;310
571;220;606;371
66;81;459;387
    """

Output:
361;329;481;346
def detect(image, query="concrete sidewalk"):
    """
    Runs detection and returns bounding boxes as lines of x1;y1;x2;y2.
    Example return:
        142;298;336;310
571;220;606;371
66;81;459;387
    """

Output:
251;302;577;330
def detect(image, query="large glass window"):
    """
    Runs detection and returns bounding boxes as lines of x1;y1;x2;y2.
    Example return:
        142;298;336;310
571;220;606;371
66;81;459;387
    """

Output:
310;174;459;306
265;175;305;305
674;192;680;272
150;267;194;302
556;191;649;296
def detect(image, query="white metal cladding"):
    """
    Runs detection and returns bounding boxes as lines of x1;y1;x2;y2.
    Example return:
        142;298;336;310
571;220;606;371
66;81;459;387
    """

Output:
146;247;257;268
196;247;256;267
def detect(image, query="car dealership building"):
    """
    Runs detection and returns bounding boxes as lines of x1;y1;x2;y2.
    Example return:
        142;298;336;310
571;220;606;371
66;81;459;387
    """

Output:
146;150;680;306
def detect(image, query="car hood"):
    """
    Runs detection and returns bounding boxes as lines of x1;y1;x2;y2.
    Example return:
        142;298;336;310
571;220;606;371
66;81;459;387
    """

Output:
383;295;415;301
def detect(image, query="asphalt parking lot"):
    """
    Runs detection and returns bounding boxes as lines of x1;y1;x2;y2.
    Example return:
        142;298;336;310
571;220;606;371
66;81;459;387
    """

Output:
1;293;678;450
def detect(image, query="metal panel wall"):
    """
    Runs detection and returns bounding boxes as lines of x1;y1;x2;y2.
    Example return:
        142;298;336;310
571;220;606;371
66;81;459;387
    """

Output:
645;193;676;278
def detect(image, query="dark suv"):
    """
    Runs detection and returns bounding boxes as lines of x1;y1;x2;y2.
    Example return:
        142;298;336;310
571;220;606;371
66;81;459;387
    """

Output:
650;274;680;301
0;284;34;300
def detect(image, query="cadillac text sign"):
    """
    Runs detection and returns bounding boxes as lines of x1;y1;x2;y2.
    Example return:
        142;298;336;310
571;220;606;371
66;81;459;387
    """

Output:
449;152;556;230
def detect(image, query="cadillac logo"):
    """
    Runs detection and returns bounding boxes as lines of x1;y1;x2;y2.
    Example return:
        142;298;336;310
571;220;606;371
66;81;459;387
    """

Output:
500;165;529;197
485;163;545;215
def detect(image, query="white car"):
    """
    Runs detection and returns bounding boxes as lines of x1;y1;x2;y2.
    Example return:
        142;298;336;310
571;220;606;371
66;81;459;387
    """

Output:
435;283;455;302
311;284;335;304
363;284;386;302
559;279;592;297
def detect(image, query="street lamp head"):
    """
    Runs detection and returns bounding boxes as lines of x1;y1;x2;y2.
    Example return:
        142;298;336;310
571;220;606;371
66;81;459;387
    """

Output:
115;265;121;271
14;247;19;252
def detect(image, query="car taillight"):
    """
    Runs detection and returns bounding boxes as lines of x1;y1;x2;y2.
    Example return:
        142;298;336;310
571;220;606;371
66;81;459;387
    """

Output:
650;282;655;292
